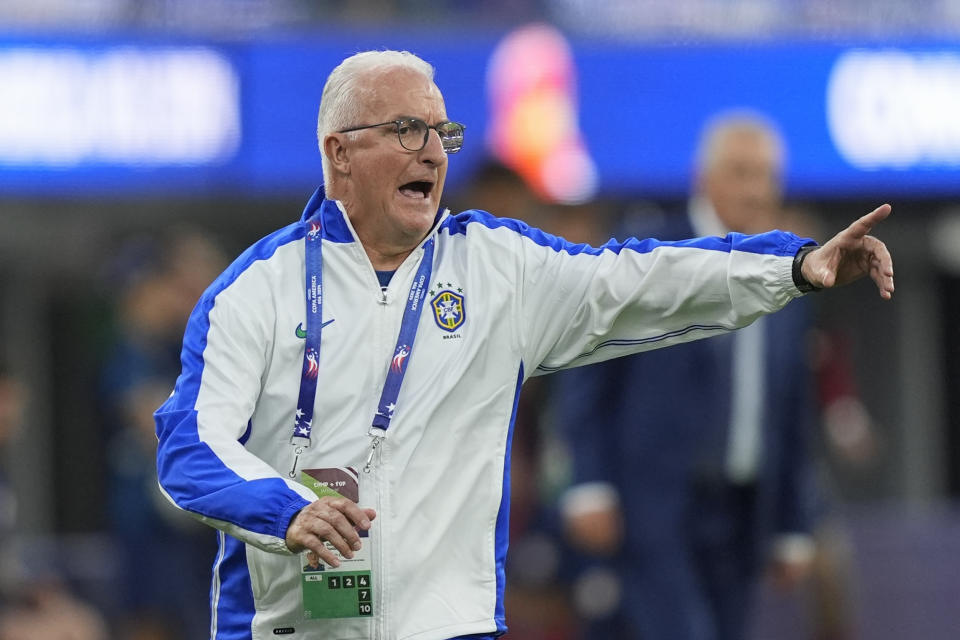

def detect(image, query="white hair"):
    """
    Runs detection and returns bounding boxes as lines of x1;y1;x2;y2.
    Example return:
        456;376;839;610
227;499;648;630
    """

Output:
317;50;436;185
694;109;785;176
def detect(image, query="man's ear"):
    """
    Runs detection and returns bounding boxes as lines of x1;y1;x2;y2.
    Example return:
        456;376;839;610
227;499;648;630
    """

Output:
323;133;350;175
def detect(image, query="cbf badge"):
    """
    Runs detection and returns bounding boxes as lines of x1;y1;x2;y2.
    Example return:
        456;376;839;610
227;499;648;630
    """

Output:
430;286;465;332
299;467;373;619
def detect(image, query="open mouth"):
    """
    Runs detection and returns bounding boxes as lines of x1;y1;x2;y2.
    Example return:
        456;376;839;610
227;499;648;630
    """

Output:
399;180;433;199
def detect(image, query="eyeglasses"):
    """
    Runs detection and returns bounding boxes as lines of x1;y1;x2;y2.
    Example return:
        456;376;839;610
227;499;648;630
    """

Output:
338;118;465;154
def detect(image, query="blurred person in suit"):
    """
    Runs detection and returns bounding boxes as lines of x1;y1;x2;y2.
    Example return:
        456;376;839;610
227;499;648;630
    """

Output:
554;111;819;640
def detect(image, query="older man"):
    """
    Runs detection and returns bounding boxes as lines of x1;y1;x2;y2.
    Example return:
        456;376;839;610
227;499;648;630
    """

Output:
155;51;893;640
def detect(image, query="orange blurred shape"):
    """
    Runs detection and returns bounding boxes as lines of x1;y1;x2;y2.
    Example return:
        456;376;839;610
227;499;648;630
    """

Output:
486;24;597;204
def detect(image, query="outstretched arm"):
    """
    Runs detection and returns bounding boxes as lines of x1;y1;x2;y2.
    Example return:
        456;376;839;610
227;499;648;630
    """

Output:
801;204;895;299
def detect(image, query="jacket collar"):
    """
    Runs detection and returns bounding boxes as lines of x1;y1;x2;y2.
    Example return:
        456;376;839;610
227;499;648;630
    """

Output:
300;184;450;245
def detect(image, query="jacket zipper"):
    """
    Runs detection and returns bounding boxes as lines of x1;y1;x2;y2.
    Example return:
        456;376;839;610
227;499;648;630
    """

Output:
366;241;430;638
372;432;387;639
374;280;388;639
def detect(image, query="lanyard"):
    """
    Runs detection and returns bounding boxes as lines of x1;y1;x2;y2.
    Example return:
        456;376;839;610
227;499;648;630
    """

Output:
288;213;435;477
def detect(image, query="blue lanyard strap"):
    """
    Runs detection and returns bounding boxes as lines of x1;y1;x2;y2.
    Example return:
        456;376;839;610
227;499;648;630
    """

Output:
288;212;435;477
288;218;323;477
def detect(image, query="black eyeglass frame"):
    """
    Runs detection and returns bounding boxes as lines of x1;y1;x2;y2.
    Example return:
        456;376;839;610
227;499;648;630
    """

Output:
337;118;465;154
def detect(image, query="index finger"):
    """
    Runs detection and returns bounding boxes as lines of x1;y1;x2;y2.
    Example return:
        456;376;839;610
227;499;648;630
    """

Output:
847;203;892;239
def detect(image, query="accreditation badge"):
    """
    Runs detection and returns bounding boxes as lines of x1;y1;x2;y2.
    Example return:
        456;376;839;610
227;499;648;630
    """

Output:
298;467;374;619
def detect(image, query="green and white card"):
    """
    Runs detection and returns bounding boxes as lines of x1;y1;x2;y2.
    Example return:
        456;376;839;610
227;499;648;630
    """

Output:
299;467;374;619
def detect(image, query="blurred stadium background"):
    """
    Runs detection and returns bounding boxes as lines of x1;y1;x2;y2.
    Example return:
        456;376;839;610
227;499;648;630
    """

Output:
2;1;960;638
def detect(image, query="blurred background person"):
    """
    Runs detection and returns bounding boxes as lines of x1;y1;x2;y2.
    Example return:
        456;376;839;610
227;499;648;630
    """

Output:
551;111;820;640
98;229;227;640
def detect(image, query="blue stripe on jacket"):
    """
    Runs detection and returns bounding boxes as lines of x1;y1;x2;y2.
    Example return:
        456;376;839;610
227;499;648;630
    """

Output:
210;532;256;639
440;209;808;258
492;364;524;635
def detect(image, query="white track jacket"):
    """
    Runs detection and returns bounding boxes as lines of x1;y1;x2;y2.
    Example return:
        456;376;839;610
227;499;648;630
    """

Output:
155;187;810;640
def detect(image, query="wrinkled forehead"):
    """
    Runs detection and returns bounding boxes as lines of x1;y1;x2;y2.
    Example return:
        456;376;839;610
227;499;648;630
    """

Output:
359;67;447;121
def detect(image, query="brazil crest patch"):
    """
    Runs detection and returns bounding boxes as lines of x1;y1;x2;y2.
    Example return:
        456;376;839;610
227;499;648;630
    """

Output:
430;289;465;332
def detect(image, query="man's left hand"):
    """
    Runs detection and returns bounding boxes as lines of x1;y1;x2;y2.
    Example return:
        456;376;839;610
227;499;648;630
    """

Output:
801;204;895;299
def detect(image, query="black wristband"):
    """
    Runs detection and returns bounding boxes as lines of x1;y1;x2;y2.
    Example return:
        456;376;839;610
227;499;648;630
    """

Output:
792;245;822;293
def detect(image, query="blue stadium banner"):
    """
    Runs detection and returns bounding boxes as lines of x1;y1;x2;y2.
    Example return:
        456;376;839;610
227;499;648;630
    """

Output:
2;31;960;198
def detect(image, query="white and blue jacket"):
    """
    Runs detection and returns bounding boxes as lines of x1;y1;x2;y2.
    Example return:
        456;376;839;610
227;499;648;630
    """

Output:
155;187;810;640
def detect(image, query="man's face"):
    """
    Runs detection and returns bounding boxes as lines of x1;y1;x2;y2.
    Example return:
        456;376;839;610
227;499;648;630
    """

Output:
339;67;449;250
700;129;781;234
